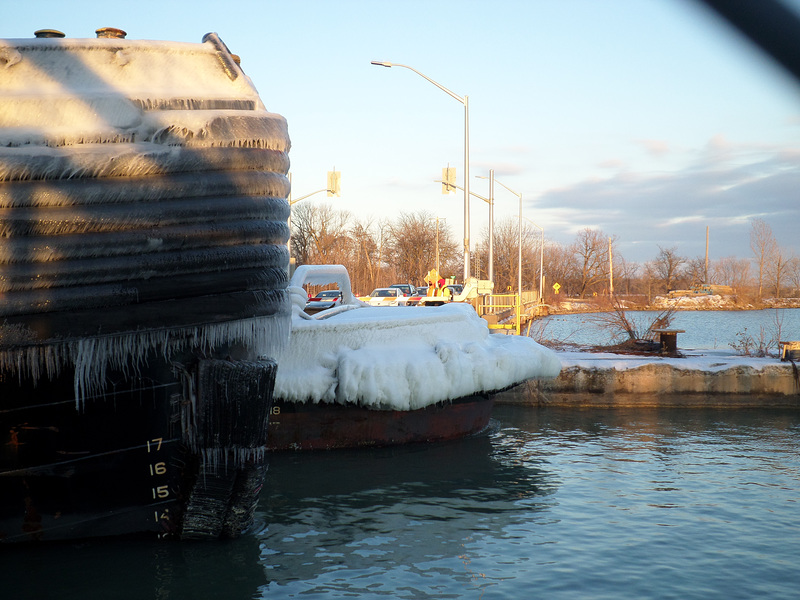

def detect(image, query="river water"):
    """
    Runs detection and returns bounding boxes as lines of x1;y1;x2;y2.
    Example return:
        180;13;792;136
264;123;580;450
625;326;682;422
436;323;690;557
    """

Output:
531;308;800;350
3;406;798;599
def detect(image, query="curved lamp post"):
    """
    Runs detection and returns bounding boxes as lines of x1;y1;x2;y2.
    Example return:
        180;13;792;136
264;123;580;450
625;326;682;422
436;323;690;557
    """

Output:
287;171;337;257
371;61;471;282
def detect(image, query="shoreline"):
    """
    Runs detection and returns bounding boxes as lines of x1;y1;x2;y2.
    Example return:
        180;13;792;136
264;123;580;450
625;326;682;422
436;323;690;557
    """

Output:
542;297;800;315
495;349;800;408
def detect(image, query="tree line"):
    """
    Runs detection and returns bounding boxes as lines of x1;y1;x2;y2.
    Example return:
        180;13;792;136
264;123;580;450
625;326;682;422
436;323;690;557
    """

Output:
290;204;798;303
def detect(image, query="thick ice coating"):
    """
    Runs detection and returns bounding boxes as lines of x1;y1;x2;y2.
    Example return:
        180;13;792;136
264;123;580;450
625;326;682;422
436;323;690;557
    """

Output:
0;33;291;403
274;266;561;410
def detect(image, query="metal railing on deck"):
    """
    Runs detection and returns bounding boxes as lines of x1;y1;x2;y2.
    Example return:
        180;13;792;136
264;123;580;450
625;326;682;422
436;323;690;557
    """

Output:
477;292;544;335
478;294;521;334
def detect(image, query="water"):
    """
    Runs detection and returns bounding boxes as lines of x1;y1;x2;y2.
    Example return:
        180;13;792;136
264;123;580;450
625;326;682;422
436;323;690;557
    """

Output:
3;406;798;599
532;308;800;350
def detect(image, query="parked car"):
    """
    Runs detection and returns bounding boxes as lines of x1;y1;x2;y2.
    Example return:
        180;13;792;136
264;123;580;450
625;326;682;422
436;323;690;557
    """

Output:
305;289;343;312
389;283;416;297
368;287;402;306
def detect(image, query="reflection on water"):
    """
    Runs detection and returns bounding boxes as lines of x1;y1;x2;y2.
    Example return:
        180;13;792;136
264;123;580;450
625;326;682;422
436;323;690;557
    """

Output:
2;406;798;600
257;433;556;597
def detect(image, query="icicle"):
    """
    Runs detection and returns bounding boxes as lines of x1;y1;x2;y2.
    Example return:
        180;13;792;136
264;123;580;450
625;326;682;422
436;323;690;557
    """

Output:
0;311;290;409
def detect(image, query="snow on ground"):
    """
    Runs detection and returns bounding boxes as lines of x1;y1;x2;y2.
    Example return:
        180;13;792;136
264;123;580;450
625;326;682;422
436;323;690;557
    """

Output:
556;347;789;372
651;294;736;310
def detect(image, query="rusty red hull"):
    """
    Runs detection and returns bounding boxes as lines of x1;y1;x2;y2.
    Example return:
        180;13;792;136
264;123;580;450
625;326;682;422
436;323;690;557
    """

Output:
267;395;494;451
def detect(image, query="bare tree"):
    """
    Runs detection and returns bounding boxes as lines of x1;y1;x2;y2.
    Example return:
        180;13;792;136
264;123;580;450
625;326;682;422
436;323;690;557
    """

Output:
767;248;795;299
750;218;778;300
347;218;381;295
685;256;707;287
476;218;540;293
712;256;752;294
641;261;658;304
653;245;686;292
571;228;615;298
542;240;576;299
290;203;352;266
385;211;458;285
787;256;800;298
614;256;640;296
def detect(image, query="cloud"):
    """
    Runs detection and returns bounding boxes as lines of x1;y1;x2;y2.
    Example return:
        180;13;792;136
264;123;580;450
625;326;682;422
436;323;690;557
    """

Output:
636;139;670;157
535;141;800;262
598;158;626;169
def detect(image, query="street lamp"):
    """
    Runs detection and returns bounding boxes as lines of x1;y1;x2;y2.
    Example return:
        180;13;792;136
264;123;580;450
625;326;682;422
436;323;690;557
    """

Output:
371;61;471;282
522;217;545;303
287;171;339;263
474;171;497;288
485;176;523;300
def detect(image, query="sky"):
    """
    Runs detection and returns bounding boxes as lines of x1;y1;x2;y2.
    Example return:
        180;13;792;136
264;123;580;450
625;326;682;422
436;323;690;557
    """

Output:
5;0;800;267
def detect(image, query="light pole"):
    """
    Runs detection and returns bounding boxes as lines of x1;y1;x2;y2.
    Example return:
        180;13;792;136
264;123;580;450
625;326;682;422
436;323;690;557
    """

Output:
287;171;337;261
434;216;446;275
486;177;523;300
371;61;470;282
523;216;545;303
474;171;497;289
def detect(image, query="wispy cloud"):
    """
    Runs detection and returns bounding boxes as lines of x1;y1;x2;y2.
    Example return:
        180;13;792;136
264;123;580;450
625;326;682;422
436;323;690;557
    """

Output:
636;139;670;157
535;140;800;262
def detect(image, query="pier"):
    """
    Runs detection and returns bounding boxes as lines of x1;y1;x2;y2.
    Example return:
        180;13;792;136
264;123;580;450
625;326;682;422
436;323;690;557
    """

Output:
495;351;800;408
476;291;547;335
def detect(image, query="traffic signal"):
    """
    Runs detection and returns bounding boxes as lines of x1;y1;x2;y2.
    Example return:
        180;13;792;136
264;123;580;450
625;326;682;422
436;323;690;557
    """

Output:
327;170;341;197
442;167;456;194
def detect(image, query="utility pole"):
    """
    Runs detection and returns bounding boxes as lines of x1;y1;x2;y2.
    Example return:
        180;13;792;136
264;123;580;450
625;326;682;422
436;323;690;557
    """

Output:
608;237;614;297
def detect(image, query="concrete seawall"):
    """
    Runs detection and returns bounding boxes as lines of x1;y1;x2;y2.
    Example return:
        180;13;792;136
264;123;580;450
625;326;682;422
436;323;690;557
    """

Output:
496;351;800;408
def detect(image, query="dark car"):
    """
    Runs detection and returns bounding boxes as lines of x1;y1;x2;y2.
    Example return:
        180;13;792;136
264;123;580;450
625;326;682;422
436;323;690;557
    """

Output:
305;289;343;312
389;283;416;297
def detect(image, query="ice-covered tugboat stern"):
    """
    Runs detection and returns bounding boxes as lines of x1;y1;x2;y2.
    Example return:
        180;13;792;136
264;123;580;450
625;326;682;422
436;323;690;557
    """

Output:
0;29;291;542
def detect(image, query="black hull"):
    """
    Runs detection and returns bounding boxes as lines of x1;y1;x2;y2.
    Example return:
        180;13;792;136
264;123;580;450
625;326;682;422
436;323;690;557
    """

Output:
0;32;291;542
1;365;183;542
0;357;275;544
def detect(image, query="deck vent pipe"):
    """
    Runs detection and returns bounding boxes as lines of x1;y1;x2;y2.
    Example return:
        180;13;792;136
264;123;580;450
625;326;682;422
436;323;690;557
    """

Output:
34;29;65;38
96;27;127;39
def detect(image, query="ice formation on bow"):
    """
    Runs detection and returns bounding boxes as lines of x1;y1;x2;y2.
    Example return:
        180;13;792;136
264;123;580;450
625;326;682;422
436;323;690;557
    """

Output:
274;265;561;410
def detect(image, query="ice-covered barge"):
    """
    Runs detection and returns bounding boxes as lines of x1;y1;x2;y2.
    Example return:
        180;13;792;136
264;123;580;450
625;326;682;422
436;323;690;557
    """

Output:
267;265;561;450
0;29;290;542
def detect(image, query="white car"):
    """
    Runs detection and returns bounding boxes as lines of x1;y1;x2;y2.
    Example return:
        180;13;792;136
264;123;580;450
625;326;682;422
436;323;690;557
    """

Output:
367;287;402;306
305;289;343;312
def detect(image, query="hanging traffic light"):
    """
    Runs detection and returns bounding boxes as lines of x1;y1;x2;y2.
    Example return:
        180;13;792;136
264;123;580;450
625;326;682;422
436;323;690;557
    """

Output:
442;166;456;194
327;170;341;196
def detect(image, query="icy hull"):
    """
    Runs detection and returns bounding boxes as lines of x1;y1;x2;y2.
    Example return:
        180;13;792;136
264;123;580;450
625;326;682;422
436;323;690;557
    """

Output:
267;395;494;451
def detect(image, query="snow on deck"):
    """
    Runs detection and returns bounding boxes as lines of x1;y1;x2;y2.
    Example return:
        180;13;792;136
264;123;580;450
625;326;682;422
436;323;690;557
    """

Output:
274;302;561;410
